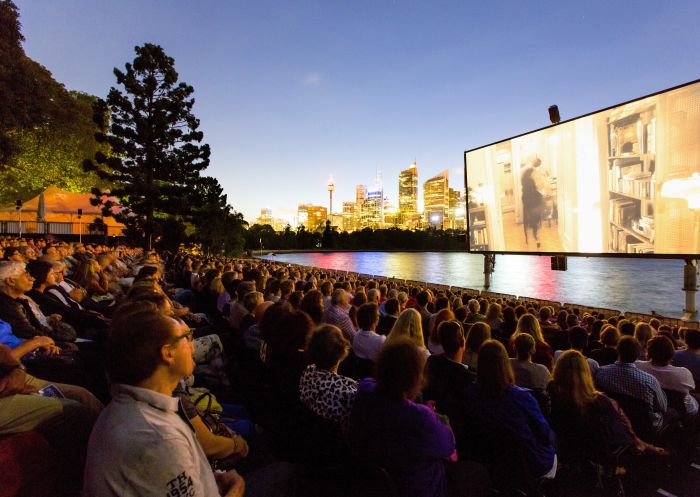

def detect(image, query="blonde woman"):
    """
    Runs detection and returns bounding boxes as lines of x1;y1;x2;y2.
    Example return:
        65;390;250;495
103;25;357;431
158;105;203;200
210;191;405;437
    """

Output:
386;308;429;357
548;350;666;458
508;313;553;370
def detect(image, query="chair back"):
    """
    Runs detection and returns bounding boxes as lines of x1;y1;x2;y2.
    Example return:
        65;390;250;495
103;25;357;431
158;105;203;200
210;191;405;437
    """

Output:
602;390;655;442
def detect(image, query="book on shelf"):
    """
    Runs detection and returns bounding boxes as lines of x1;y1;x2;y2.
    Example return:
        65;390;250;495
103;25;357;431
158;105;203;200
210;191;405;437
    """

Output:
609;198;638;226
471;227;487;246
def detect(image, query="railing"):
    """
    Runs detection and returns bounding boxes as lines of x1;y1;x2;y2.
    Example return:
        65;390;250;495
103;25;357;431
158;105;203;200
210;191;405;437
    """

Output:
0;221;121;237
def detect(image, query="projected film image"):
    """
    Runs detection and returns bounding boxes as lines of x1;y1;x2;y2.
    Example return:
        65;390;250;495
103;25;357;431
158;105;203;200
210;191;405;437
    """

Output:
465;79;700;256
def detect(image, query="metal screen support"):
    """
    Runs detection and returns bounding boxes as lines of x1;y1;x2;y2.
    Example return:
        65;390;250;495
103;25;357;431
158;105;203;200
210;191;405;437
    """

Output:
683;258;698;320
483;254;496;289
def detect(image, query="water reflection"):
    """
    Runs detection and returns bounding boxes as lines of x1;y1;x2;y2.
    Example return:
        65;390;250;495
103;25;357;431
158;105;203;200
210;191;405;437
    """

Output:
264;252;687;318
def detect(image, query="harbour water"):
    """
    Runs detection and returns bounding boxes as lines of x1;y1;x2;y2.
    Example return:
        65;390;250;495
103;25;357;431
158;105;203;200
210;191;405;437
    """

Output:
262;252;690;318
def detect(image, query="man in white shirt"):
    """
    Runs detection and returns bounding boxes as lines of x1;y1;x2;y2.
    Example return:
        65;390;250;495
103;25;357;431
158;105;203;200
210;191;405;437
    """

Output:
352;303;386;361
83;303;244;497
637;335;697;417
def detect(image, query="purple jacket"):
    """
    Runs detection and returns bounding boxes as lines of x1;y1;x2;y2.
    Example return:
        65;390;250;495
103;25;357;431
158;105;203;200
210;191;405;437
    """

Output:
347;378;455;497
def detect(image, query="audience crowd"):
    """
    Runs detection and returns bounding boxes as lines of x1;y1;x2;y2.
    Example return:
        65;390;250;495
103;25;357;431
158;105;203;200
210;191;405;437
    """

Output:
1;235;699;496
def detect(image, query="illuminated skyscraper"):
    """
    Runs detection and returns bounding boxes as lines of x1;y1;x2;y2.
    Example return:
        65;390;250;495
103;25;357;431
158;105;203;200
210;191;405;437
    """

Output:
256;208;274;226
342;201;356;232
424;170;449;228
298;204;327;231
355;184;367;223
448;188;466;230
399;162;418;220
361;189;383;229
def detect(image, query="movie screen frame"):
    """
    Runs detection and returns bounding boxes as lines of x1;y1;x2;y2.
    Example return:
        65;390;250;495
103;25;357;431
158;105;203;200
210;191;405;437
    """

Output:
464;78;700;258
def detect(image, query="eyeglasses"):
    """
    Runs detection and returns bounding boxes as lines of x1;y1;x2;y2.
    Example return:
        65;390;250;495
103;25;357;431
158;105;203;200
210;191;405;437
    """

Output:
170;330;194;345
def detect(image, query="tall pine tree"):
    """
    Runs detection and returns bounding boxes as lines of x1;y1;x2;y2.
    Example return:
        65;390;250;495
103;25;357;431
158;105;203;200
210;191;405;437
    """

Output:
84;43;210;247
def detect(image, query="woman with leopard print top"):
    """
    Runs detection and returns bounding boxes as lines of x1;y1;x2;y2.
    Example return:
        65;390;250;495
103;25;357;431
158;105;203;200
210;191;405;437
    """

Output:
299;325;358;426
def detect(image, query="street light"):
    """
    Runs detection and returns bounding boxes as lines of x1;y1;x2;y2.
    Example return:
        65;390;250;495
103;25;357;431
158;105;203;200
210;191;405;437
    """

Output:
77;208;83;244
15;200;22;237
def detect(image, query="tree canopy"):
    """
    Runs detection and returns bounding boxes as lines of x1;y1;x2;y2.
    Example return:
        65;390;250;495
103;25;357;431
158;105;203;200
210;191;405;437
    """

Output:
84;43;211;246
0;1;105;203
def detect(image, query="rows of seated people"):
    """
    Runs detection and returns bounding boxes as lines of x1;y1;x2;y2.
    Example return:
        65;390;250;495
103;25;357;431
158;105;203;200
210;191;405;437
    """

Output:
1;239;699;496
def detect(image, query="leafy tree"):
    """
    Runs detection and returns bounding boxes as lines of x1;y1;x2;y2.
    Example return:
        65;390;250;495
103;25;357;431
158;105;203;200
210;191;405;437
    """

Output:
0;0;107;204
190;176;247;256
84;43;211;247
0;91;110;206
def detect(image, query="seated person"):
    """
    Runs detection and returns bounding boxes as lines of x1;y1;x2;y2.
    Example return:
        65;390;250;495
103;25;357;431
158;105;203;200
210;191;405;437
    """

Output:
463;340;557;480
553;326;599;376
348;338;490;497
299;325;358;427
352;302;386;361
508;314;553;371
548;350;667;461
637;335;697;417
589;325;620;367
673;328;700;388
83;303;245;497
509;334;551;392
595;336;668;430
26;260;109;340
462;322;490;370
423;320;475;439
0;261;76;344
0;344;98;491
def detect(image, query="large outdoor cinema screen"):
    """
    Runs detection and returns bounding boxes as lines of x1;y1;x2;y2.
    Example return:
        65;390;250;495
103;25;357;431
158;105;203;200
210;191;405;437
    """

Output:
465;79;700;257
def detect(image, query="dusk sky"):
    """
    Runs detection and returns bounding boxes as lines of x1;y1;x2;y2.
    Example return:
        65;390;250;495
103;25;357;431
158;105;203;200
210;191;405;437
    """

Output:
14;0;700;223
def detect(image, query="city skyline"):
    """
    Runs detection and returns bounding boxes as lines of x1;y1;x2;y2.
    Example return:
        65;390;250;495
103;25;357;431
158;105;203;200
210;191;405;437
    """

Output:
256;162;466;232
13;1;700;222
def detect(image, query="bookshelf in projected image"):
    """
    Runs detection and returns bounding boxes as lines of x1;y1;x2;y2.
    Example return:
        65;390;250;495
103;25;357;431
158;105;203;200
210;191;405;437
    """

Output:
607;105;656;254
468;206;490;251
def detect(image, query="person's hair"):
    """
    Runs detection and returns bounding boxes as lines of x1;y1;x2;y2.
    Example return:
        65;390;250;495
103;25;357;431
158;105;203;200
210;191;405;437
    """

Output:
386;308;424;349
551;350;599;408
26;260;52;288
485;303;501;322
514;313;545;343
72;259;98;286
366;288;380;303
438;320;465;356
618;319;635;337
397;291;408;307
320;280;333;297
685;328;700;350
568;326;588;350
300;289;324;324
465;321;491;353
416;290;430;307
502;306;516;324
0;260;26;288
539;306;552;322
331;288;348;306
467;299;480;314
600;325;620;347
243;291;264;312
107;302;177;385
375;338;426;401
429;308;455;343
514;333;536;360
647;335;675;366
357;302;379;330
634;322;653;347
476;340;514;397
258;301;292;343
434;296;450;313
384;298;399;316
3;247;21;260
288;290;303;309
267;310;313;366
353;291;367;307
136;265;159;281
617;336;641;363
306;325;350;370
279;279;294;296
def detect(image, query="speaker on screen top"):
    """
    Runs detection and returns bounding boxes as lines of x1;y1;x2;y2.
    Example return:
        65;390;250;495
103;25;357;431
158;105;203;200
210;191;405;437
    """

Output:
548;105;560;124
